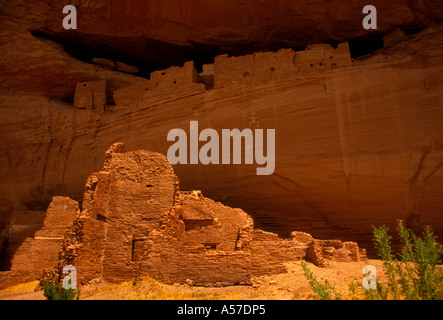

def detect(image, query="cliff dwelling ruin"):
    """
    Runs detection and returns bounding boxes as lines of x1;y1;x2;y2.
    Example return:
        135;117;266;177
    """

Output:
0;143;366;289
0;0;442;295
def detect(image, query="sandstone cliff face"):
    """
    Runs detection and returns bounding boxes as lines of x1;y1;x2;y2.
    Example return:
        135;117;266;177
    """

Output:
1;0;442;71
0;2;442;264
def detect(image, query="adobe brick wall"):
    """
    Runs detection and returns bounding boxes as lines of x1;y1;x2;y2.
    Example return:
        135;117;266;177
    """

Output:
305;239;365;267
113;61;205;111
111;43;352;109
214;49;297;88
140;235;252;287
0;210;45;271
251;230;307;275
48;143;366;287
137;191;254;286
292;42;352;74
1;144;367;289
45;143;255;286
73;80;107;113
0;197;78;288
6;197;78;273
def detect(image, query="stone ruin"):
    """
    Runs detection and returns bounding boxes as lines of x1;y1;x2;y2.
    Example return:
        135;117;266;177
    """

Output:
71;42;353;114
73;80;107;113
0;143;367;289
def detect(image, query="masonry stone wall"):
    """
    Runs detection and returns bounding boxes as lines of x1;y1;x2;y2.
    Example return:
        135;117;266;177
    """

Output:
73;80;107;113
292;42;352;74
214;49;296;88
1;143;366;289
251;230;307;275
111;42;352;109
0;210;45;271
0;197;78;289
113;61;206;111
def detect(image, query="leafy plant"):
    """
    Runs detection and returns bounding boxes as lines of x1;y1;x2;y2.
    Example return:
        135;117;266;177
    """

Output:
372;220;443;300
300;259;341;300
42;281;81;300
301;220;443;300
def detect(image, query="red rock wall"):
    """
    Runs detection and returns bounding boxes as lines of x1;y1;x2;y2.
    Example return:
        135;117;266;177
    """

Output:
1;23;442;261
2;0;441;69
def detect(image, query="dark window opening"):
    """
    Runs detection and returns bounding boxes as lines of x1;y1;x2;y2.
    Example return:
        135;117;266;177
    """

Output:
132;239;145;261
309;64;313;67
0;238;10;271
195;74;214;90
270;67;275;72
146;184;154;188
243;72;249;77
403;27;425;36
96;213;107;222
184;219;213;231
203;243;217;250
348;34;384;59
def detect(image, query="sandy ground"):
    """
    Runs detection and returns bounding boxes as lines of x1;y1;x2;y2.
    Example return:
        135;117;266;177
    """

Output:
0;259;386;300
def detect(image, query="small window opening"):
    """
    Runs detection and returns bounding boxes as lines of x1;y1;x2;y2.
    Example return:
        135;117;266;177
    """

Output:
96;213;107;222
132;239;145;261
203;243;217;250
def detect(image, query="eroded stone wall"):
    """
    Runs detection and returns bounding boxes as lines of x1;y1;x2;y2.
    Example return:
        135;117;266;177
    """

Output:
1;144;367;289
112;43;352;109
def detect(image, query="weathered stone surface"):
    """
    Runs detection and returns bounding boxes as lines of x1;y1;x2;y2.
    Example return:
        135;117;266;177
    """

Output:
0;196;79;288
0;13;442;264
306;239;365;267
73;80;107;113
115;62;139;75
251;230;307;276
1;0;442;71
0;144;366;289
0;210;45;271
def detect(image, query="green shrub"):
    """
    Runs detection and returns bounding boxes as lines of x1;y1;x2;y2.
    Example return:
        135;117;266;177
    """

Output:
301;220;443;300
372;220;443;300
42;281;81;300
300;259;341;300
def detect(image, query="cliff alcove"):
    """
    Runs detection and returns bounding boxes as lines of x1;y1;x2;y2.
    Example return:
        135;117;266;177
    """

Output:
0;1;442;279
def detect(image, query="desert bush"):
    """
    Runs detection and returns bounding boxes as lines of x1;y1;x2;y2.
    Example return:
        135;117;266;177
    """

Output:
300;259;341;300
301;220;443;300
42;281;81;300
372;220;443;300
